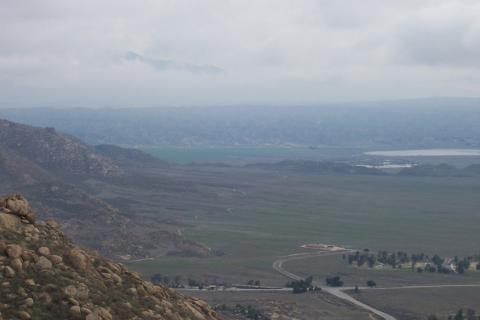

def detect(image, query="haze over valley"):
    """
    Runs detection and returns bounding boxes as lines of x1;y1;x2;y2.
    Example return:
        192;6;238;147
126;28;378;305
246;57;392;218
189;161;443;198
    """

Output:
2;1;480;320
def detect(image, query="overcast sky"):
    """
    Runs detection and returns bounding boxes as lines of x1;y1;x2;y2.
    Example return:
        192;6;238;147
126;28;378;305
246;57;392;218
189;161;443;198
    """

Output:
1;0;480;107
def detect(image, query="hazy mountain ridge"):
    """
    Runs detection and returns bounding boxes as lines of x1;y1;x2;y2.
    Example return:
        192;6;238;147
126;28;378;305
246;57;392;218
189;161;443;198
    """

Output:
0;194;218;320
2;98;480;148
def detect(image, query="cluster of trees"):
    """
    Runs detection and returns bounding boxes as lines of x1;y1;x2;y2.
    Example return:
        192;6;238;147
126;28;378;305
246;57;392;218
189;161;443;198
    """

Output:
150;274;184;288
429;308;480;320
246;280;262;286
344;250;418;269
150;274;227;289
286;276;319;293
344;250;480;275
366;280;376;287
325;276;343;287
216;304;270;320
418;255;452;274
419;255;474;274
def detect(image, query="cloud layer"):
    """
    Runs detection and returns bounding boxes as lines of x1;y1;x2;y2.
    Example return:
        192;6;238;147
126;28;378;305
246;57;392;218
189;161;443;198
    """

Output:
1;0;480;107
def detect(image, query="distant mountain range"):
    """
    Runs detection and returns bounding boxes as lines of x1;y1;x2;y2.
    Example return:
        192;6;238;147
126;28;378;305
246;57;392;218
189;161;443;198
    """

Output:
1;97;480;148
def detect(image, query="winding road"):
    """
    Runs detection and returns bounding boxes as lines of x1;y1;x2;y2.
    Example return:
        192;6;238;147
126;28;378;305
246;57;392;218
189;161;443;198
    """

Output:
272;249;396;320
273;250;480;320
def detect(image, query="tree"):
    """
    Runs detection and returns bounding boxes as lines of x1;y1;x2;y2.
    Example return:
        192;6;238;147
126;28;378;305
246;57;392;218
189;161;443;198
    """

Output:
326;276;343;287
287;276;314;294
188;278;199;287
454;309;464;320
432;254;444;267
458;264;465;274
425;264;436;273
173;275;183;287
151;273;171;285
366;280;376;288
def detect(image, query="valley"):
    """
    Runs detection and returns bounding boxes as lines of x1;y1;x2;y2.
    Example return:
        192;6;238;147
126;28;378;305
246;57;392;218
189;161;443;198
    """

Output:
85;156;480;319
4;2;480;318
1;118;480;319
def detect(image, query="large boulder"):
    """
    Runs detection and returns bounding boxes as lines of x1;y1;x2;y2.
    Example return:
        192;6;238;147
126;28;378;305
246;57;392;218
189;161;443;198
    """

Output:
67;249;88;270
2;194;30;215
5;244;23;258
0;213;21;230
36;256;53;271
0;194;35;223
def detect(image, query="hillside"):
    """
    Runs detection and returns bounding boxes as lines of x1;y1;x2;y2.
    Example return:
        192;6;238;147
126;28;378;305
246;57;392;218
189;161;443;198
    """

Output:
0;194;218;320
94;144;170;168
0;119;122;176
0;118;213;260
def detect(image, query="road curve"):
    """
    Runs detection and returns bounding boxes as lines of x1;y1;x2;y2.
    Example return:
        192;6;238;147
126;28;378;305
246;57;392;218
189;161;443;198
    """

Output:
324;287;396;320
272;250;397;320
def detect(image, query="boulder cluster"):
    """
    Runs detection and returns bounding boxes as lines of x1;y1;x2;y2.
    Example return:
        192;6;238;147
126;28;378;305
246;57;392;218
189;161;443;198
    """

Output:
0;194;35;225
0;194;218;320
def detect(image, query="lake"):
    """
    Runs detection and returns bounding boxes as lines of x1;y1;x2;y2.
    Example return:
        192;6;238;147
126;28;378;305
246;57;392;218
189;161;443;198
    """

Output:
365;149;480;157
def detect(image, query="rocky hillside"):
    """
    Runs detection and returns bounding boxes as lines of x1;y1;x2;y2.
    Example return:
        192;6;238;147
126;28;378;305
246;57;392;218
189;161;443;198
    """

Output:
0;194;218;320
0;119;121;177
0;118;214;260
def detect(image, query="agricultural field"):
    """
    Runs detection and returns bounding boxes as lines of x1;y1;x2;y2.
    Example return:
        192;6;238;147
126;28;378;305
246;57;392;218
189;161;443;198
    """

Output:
191;291;377;320
350;287;480;320
87;163;480;285
285;254;480;288
83;152;480;319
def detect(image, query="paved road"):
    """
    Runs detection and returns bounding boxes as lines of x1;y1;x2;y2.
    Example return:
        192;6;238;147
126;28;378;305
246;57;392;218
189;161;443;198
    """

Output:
181;249;480;319
179;287;292;292
273;251;351;281
272;250;397;320
273;250;480;320
324;287;396;320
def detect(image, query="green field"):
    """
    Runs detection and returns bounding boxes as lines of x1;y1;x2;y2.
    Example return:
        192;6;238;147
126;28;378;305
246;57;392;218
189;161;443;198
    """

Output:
111;165;480;288
351;287;480;319
82;155;480;319
286;254;480;288
192;291;375;320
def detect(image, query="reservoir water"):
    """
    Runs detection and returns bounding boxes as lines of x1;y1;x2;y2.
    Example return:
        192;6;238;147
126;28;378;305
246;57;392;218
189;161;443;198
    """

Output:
365;149;480;157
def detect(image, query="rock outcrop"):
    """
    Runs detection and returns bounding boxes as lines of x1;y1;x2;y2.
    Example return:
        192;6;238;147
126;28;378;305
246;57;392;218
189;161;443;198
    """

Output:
0;194;218;320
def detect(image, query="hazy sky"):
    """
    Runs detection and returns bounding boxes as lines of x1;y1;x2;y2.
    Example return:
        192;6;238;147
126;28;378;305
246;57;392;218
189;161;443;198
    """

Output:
2;0;480;107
